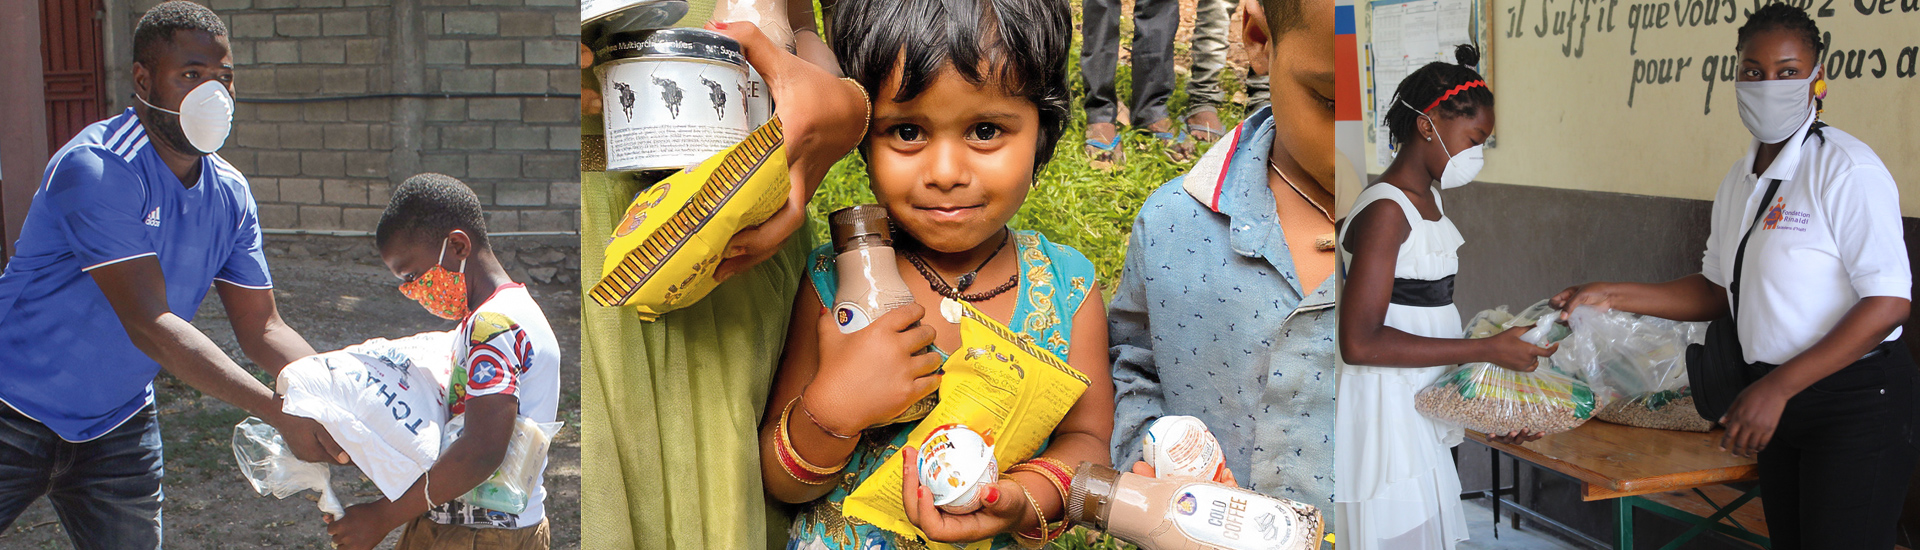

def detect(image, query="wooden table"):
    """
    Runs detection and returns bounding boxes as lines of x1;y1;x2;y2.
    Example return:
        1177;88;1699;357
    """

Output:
1468;421;1767;549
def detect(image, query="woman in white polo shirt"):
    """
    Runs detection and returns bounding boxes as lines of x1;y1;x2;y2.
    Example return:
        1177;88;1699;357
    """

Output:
1553;5;1914;548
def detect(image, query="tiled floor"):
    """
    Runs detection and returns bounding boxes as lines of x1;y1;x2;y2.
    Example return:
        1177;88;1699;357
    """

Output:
1458;500;1589;550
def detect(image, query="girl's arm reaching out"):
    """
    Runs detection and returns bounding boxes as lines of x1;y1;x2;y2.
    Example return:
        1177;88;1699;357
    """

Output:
1338;199;1552;371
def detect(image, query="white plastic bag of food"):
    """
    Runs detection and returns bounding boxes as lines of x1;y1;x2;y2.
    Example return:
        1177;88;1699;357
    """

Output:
1415;300;1600;435
439;414;564;513
232;417;345;517
1554;306;1713;431
277;331;455;501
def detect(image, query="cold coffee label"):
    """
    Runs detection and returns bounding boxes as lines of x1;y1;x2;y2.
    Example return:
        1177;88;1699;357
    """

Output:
1167;484;1313;550
833;303;874;333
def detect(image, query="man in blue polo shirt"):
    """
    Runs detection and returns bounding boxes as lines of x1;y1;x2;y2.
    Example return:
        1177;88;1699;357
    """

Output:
0;3;346;548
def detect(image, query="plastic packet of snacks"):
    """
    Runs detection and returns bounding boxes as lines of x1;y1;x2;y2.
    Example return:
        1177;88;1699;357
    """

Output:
588;117;790;321
842;300;1090;546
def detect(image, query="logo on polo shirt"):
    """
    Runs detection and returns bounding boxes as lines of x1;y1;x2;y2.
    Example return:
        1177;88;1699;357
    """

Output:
144;207;161;227
1763;198;1811;232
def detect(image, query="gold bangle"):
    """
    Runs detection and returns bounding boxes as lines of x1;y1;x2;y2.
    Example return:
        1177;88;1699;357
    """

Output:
839;77;871;136
780;397;848;476
1007;476;1051;548
799;397;857;439
1007;465;1068;509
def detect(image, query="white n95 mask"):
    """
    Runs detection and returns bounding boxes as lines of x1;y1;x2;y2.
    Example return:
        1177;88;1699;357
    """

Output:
1437;142;1485;189
1735;64;1818;144
1404;99;1485;189
137;80;234;154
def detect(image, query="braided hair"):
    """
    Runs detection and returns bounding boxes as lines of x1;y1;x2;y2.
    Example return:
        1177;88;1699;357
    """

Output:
1737;3;1823;62
1384;44;1493;148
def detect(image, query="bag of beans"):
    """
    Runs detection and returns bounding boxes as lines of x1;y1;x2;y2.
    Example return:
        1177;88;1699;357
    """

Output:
1554;307;1713;432
588;117;790;321
1415;301;1599;436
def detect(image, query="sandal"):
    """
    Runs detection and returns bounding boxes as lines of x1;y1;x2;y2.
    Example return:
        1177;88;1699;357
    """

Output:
1085;131;1125;171
1185;110;1228;143
1153;131;1196;163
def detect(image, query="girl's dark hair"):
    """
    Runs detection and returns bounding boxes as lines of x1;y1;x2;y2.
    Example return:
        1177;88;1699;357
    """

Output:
1384;44;1493;147
830;0;1073;170
1737;3;1823;61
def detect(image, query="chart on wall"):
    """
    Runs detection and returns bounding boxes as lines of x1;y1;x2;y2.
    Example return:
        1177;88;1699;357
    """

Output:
1364;0;1495;166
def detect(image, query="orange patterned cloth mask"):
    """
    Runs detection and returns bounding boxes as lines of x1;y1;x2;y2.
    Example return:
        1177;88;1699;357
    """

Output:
399;238;470;320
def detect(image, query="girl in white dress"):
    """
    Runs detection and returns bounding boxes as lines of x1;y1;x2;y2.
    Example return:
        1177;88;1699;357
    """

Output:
1334;45;1554;550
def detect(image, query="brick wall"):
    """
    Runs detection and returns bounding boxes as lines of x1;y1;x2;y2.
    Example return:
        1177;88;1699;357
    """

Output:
106;0;581;234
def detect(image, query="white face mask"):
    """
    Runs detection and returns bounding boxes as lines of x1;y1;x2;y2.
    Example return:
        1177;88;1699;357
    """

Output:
1405;100;1485;189
1734;64;1818;145
136;80;234;154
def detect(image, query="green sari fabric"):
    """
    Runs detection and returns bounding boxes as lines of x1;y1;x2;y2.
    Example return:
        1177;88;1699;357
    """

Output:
580;105;807;548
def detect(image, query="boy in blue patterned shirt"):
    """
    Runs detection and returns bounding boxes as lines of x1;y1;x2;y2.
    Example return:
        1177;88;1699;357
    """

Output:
1107;0;1340;526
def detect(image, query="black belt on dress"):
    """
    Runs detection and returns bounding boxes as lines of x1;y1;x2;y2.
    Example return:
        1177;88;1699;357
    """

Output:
1391;275;1455;308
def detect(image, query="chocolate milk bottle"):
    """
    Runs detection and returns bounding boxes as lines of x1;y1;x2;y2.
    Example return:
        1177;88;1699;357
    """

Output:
1068;463;1323;550
828;205;938;424
828;205;917;333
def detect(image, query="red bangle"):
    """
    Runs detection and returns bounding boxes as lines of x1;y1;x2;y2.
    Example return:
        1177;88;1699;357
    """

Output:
777;397;845;485
1024;459;1073;489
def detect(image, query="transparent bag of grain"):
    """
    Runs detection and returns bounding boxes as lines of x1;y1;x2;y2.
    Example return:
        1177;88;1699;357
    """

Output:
1415;300;1599;436
1553;306;1713;432
233;417;345;517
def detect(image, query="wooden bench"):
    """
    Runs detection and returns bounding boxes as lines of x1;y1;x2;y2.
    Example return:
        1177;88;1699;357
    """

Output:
1469;421;1767;549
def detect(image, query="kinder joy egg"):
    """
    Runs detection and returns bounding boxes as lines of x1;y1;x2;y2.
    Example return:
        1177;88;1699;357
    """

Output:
918;424;998;514
1142;416;1228;482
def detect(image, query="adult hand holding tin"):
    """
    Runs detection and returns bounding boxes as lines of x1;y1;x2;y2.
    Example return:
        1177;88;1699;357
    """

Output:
805;303;943;436
706;20;869;282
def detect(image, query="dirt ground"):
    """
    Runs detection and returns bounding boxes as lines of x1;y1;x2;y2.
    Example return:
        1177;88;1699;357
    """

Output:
0;237;582;550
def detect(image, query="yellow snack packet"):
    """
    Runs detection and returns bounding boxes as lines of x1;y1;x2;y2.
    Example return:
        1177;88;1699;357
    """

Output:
588;117;790;321
842;300;1092;546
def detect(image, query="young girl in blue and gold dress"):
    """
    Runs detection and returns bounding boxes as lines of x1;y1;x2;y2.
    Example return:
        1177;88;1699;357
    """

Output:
757;0;1116;547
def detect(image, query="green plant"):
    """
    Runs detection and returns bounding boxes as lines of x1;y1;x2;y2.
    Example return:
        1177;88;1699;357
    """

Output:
1048;526;1138;550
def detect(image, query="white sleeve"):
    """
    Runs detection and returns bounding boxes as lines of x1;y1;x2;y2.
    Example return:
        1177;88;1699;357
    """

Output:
1700;180;1734;287
1825;166;1911;300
